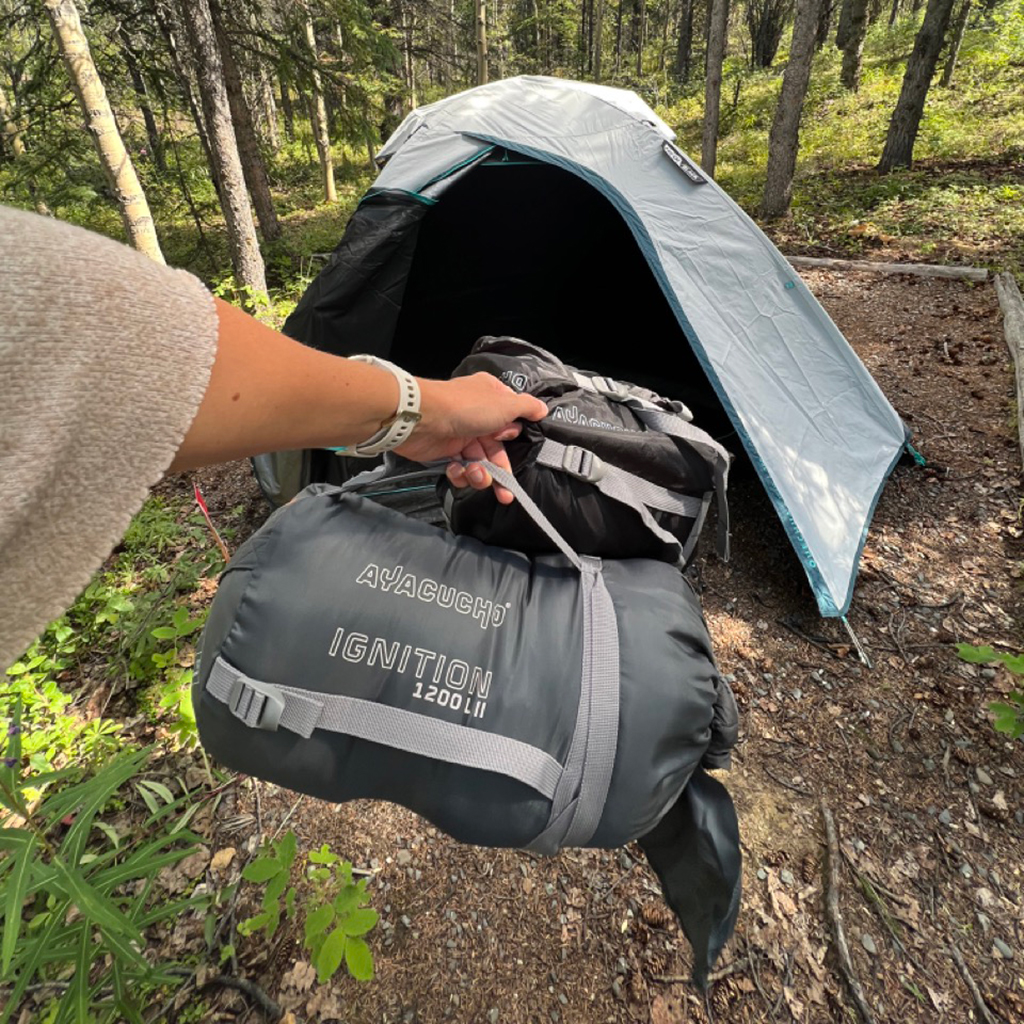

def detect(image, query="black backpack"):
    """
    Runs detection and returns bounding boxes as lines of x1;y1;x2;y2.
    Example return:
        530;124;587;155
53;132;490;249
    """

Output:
443;337;732;565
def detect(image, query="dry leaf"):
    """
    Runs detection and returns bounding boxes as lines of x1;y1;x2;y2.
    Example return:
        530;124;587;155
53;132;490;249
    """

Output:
210;847;236;872
650;993;687;1023
282;961;317;992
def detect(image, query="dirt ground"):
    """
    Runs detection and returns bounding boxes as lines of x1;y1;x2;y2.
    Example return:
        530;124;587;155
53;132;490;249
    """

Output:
179;269;1022;1024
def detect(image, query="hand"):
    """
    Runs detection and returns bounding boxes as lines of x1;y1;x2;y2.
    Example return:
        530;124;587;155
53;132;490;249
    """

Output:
395;372;547;504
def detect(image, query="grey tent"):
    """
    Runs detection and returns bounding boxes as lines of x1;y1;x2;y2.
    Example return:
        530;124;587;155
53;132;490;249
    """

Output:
257;75;909;618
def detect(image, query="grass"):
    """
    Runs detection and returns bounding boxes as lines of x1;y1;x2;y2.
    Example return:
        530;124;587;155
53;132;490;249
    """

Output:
659;5;1024;277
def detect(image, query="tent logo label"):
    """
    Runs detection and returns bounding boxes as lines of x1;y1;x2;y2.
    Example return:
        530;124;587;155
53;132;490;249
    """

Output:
663;142;706;185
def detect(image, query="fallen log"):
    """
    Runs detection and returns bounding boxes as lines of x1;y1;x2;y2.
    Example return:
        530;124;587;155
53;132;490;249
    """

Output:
787;255;989;282
994;272;1024;472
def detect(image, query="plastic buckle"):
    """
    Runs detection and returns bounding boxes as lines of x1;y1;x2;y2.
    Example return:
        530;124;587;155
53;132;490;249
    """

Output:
561;445;606;483
591;376;628;400
228;677;285;732
667;400;695;422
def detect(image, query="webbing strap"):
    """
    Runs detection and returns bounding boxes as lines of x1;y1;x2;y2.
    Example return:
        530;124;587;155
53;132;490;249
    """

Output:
206;656;563;800
629;406;732;561
478;462;620;852
535;439;705;563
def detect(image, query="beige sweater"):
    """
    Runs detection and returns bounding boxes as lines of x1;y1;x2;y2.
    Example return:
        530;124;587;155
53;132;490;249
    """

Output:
0;206;218;669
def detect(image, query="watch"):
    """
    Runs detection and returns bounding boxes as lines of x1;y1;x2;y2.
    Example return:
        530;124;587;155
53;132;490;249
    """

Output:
335;354;422;457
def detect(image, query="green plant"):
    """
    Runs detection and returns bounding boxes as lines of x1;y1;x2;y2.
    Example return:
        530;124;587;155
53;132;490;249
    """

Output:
956;644;1024;740
0;702;210;1023
238;833;377;982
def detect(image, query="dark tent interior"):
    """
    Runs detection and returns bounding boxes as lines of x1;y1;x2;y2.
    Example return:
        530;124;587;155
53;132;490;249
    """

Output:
387;155;735;444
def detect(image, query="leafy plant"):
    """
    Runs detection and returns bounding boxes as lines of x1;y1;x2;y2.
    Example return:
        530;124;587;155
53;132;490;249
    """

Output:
238;833;377;982
956;644;1024;740
0;702;210;1023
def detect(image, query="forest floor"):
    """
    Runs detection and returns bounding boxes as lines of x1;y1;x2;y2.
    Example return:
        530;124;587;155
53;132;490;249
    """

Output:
123;267;1022;1024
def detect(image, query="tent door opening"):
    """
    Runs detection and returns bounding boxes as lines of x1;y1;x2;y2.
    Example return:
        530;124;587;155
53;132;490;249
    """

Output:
388;151;735;443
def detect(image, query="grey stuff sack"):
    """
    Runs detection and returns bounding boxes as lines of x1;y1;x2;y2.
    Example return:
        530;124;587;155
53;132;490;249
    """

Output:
194;462;737;857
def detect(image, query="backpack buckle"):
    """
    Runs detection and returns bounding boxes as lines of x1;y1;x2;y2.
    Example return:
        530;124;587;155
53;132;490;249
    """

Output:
591;376;628;400
561;445;606;483
229;677;285;732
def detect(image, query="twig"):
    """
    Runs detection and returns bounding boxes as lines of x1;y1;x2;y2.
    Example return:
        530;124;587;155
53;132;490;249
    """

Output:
948;941;1003;1024
199;975;282;1020
193;482;231;564
653;956;751;985
271;794;305;840
820;801;877;1024
763;765;813;797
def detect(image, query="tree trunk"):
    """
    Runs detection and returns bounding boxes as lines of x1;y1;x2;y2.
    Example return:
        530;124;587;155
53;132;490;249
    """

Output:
45;0;164;262
402;5;418;109
888;0;901;25
701;0;729;175
0;80;50;214
941;0;971;86
816;0;837;47
476;0;489;83
118;26;166;173
303;15;337;203
258;67;280;152
155;2;221;199
179;0;267;296
209;0;280;240
878;0;957;171
593;0;605;78
762;0;821;218
674;0;695;81
615;0;624;74
636;0;646;75
279;78;295;139
840;0;870;89
835;0;851;45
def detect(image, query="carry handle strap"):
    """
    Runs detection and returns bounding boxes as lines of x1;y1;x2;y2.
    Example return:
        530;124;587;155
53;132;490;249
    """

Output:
471;459;585;572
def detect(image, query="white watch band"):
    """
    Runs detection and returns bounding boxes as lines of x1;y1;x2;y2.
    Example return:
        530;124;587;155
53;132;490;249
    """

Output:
340;355;422;458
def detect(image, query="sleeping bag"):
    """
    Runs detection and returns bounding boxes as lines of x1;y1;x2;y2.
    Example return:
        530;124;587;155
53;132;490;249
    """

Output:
194;463;740;982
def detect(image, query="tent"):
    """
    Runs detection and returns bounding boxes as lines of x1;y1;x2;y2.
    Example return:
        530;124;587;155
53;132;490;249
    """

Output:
257;75;910;619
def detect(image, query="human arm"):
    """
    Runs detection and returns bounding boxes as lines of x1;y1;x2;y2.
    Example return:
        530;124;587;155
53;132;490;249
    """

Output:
170;299;547;499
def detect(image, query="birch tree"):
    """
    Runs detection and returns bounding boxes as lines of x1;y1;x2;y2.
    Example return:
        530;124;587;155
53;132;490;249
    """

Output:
44;0;164;263
179;0;267;297
303;12;337;202
762;0;822;217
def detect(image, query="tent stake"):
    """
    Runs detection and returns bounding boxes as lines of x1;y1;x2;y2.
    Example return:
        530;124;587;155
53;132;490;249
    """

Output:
840;616;873;669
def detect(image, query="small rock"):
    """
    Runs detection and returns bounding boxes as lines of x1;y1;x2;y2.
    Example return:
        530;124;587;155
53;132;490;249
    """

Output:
558;994;568;1006
756;868;767;881
617;850;633;870
960;864;974;879
976;912;991;935
994;939;1013;960
488;1008;499;1024
924;759;936;773
791;689;803;700
938;809;952;826
892;740;904;754
780;869;795;886
615;957;629;975
611;979;625;1001
397;849;413;866
976;767;993;786
981;667;997;680
861;934;877;955
400;915;412;928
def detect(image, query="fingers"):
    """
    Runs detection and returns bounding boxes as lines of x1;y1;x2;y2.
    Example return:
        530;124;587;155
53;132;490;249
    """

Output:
514;393;548;422
444;437;516;504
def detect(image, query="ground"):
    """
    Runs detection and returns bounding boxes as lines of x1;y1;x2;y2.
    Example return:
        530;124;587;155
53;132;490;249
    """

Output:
91;270;1024;1022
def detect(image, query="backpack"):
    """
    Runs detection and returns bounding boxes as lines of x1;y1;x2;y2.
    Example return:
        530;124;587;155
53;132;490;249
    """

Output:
442;337;732;565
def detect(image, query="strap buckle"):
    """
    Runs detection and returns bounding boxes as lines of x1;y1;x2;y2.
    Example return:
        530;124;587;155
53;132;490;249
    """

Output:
228;677;285;732
560;445;606;483
590;376;629;400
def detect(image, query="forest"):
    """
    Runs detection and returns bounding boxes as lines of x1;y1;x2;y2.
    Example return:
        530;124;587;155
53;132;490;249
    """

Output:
2;0;1024;1023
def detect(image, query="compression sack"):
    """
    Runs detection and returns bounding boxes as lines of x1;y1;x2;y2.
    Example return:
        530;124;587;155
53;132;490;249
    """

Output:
194;465;737;855
443;338;732;565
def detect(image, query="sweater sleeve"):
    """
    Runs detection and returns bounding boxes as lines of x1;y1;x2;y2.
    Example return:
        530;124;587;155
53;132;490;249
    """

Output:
0;206;218;669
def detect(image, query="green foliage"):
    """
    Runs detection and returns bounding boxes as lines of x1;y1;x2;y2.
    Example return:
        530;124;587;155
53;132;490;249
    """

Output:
238;835;377;982
0;708;210;1023
956;644;1024;740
